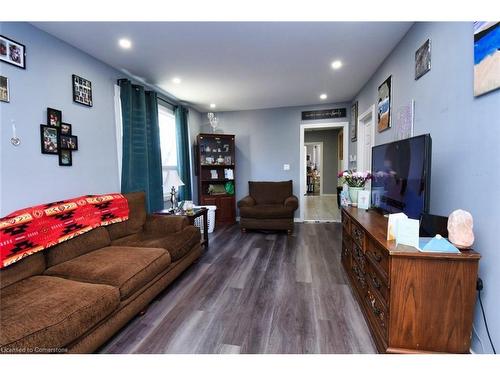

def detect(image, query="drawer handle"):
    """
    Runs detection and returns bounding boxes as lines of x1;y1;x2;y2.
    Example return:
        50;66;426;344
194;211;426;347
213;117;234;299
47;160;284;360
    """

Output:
373;252;382;262
368;291;381;315
371;274;381;290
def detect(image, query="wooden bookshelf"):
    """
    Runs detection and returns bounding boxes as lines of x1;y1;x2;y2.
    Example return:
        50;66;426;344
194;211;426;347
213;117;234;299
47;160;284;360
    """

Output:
196;134;236;225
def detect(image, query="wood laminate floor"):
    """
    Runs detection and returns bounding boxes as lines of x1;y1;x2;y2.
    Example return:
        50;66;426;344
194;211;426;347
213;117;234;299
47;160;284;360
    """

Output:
304;195;341;222
99;223;376;354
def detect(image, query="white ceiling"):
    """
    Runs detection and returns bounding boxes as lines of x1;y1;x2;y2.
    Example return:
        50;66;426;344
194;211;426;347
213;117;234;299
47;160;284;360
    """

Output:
33;22;413;112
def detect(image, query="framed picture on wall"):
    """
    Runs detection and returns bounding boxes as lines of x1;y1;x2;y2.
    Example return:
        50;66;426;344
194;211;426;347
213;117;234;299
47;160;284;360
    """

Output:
72;74;93;107
0;35;26;69
474;22;500;96
60;122;72;135
415;39;431;80
0;75;9;103
351;101;358;142
59;149;72;167
40;125;59;155
59;135;78;150
47;107;62;128
377;75;392;132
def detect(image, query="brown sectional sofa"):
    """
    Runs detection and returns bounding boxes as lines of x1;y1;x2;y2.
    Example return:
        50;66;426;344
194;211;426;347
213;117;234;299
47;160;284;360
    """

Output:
0;192;202;354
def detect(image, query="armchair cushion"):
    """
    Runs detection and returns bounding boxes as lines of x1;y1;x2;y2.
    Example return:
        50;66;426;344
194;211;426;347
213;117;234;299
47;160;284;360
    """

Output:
240;204;295;219
249;180;293;205
237;195;256;208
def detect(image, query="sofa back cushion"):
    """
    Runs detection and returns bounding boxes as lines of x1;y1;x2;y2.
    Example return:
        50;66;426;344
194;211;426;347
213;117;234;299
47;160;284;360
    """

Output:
249;180;293;205
45;227;111;268
106;191;147;240
0;252;46;289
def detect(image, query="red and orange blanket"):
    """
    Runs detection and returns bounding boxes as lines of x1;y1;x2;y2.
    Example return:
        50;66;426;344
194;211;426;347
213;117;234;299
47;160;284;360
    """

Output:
0;193;129;269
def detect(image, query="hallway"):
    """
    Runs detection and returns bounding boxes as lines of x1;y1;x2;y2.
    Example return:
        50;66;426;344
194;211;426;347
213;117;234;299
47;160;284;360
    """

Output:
303;195;341;222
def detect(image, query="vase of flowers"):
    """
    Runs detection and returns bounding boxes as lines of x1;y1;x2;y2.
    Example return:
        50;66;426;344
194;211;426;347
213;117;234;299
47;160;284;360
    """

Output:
338;170;372;206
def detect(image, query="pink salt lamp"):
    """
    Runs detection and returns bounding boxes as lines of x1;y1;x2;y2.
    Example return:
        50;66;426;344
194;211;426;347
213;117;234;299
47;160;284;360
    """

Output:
447;209;475;249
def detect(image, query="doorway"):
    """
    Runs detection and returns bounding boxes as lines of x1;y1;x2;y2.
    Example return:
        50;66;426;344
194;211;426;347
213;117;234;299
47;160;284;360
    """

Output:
304;142;323;196
299;122;349;222
356;105;376;176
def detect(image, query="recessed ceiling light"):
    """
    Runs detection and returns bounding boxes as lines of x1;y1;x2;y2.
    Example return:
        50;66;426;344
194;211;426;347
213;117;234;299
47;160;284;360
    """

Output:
210;103;216;109
118;38;132;49
172;77;181;84
331;60;343;70
320;93;328;100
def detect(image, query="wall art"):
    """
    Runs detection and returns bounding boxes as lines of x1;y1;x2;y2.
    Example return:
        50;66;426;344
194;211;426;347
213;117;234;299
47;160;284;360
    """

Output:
0;35;26;69
377;75;392;132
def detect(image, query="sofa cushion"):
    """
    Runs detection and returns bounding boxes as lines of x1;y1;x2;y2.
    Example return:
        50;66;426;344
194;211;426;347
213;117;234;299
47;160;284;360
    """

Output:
249;180;293;205
44;246;171;300
240;204;294;219
45;227;111;268
0;252;45;290
106;192;147;241
111;226;201;262
0;275;119;351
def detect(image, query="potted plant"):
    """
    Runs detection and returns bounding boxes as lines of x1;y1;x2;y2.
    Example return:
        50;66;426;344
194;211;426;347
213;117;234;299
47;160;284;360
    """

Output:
338;170;372;206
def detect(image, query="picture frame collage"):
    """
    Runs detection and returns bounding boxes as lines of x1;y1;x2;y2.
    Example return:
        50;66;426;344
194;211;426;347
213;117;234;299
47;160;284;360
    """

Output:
41;107;79;166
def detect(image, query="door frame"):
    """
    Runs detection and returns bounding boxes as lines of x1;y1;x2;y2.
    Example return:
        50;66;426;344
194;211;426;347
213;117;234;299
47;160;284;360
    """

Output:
356;104;376;173
304;141;324;196
299;121;349;222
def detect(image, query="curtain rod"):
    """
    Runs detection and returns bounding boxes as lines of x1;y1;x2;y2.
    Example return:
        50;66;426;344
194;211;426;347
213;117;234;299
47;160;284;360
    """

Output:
158;96;178;108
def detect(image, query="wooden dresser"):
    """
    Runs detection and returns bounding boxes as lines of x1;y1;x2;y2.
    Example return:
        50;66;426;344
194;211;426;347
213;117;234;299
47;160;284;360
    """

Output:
341;207;480;353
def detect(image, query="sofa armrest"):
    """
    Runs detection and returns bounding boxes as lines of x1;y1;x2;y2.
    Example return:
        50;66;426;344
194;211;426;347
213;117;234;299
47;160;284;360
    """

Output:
143;214;190;235
284;196;299;211
238;195;256;208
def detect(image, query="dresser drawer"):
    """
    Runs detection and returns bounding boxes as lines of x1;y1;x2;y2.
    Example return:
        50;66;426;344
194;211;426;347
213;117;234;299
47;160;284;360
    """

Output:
366;240;389;278
351;221;365;249
341;211;350;232
352;241;366;273
351;262;367;292
367;262;389;303
341;238;351;267
365;287;388;339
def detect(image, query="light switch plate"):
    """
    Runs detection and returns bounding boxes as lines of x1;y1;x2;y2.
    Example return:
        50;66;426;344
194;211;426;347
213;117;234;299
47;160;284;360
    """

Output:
283;164;290;171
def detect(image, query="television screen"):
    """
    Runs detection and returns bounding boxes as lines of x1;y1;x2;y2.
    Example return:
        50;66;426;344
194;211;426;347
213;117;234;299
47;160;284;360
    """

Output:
371;134;432;219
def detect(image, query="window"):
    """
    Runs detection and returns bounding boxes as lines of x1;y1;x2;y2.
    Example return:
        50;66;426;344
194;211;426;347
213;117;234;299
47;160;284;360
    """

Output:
158;105;178;199
158;105;177;168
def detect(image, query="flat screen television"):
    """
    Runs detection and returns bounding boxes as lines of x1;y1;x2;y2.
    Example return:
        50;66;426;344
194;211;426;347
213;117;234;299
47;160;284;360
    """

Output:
371;134;432;219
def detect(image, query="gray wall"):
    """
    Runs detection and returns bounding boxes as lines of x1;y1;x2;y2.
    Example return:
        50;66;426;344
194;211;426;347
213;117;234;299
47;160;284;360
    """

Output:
0;22;122;215
200;102;350;218
304;129;339;194
0;22;202;214
352;22;500;353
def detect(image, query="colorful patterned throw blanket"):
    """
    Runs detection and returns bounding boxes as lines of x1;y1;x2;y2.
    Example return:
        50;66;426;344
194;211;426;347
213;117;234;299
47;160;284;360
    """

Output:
0;193;129;269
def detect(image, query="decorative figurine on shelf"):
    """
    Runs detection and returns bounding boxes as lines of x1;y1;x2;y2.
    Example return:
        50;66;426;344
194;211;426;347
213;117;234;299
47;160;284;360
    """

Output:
448;209;475;249
207;112;218;133
163;170;184;213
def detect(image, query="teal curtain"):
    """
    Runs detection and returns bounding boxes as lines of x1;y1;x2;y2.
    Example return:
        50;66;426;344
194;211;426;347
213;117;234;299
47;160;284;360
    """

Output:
119;79;163;212
175;106;192;201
